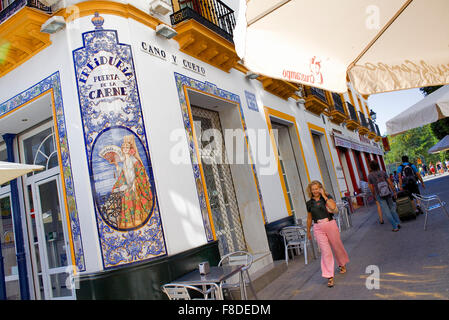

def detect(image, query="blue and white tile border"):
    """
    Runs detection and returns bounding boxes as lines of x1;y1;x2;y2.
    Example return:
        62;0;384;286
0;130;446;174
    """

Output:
174;73;268;238
0;71;86;272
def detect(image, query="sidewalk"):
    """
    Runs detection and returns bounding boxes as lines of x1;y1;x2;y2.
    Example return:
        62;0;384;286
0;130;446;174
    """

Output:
258;176;449;299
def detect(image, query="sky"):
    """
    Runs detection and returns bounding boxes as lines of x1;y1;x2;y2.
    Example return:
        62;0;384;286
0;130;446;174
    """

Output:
368;88;425;136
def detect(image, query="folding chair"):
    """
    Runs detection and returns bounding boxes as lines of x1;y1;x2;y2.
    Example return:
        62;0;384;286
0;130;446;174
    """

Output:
218;251;258;300
161;283;218;300
279;226;309;266
413;193;449;230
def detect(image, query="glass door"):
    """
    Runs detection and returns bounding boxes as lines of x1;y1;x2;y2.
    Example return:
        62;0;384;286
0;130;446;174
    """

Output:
0;188;20;300
31;173;74;300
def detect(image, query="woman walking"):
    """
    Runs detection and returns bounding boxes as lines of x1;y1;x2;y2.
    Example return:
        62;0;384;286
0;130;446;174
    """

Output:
306;181;349;288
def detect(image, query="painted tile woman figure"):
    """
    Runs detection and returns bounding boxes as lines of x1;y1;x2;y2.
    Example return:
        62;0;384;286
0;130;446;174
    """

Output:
112;135;153;229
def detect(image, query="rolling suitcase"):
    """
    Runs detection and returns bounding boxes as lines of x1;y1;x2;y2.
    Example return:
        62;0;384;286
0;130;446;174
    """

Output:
395;191;416;221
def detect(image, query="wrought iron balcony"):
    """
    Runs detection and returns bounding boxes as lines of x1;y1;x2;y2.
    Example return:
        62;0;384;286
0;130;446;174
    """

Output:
328;92;348;125
367;118;377;139
304;86;329;115
310;87;327;103
347;102;358;122
359;111;369;128
345;102;360;131
0;0;51;25
170;0;236;43
358;111;370;135
375;123;381;136
331;92;346;114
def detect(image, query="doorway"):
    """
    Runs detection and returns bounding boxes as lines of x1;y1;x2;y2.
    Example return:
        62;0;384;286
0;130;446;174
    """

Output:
19;122;74;300
191;105;247;256
271;121;307;221
311;133;335;198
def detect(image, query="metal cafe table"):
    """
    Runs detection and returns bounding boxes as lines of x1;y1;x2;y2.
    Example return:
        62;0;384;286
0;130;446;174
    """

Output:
174;265;245;300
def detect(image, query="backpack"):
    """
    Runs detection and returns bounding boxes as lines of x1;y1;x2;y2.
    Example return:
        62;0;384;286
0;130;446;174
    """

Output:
376;172;391;198
401;163;417;187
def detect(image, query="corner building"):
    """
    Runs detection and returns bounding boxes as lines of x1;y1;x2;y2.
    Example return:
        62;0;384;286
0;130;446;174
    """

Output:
0;0;385;299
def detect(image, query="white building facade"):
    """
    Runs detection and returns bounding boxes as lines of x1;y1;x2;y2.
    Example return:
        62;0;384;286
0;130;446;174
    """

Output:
0;0;385;300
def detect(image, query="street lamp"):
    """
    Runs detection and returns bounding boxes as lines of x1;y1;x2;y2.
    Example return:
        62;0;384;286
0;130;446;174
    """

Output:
369;109;377;121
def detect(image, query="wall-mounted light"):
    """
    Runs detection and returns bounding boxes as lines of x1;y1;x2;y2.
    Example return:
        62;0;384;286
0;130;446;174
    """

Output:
150;0;172;15
245;71;259;80
155;24;178;39
40;16;66;34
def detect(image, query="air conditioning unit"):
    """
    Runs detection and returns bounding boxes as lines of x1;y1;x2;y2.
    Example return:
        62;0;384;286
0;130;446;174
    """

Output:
38;0;60;6
150;0;171;15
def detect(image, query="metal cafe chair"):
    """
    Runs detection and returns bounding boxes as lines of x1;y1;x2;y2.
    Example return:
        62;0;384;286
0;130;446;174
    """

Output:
336;200;352;230
279;226;309;266
161;283;218;300
218;251;258;300
413;193;449;231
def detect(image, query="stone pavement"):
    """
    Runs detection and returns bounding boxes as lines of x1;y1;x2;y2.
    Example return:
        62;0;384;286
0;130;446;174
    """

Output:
258;175;449;300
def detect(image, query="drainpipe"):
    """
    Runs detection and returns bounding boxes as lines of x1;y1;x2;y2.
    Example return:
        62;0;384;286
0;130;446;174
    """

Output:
2;134;30;300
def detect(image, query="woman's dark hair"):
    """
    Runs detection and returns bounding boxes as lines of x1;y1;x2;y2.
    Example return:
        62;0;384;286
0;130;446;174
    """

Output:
369;160;380;172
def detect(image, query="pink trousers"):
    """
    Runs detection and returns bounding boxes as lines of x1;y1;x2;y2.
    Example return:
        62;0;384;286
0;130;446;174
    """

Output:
313;220;349;278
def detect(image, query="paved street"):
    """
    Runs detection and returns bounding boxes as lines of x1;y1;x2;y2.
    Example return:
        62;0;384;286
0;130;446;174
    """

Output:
259;174;449;300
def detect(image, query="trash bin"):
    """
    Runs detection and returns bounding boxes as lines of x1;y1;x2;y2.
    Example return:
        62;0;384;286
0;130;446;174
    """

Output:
265;216;296;261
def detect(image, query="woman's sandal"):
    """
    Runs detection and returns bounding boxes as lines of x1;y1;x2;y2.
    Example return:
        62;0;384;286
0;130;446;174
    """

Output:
327;277;334;287
339;265;347;274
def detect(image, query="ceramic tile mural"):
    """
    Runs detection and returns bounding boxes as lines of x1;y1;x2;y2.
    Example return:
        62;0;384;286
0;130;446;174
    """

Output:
72;13;166;269
0;72;86;272
174;73;267;231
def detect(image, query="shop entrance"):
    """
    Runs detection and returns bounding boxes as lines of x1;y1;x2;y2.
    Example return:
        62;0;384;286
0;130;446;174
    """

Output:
271;121;307;221
19;122;74;300
191;105;247;256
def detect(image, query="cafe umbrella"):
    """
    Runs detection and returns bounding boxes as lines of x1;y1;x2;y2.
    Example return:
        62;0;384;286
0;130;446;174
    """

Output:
386;85;449;136
235;0;449;95
428;135;449;154
0;161;44;185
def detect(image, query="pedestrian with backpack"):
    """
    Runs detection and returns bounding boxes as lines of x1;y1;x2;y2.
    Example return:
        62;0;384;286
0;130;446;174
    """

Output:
397;156;425;214
368;160;401;232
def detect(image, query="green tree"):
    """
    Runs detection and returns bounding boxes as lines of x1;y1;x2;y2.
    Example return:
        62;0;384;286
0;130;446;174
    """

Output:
385;124;442;169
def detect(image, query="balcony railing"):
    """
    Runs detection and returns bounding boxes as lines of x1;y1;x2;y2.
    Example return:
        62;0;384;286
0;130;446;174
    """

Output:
170;0;236;42
375;123;381;136
358;111;369;128
309;87;327;104
368;118;376;133
0;0;51;24
331;92;346;114
347;102;359;122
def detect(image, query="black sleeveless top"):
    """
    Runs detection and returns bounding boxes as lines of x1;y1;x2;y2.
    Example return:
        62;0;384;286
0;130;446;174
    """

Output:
306;194;334;223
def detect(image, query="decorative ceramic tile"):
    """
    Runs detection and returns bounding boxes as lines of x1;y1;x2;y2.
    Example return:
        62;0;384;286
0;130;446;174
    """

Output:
245;90;259;112
0;72;86;272
174;73;267;233
72;13;166;269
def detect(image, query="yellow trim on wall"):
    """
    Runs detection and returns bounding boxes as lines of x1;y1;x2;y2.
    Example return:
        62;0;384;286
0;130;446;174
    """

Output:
183;86;217;241
183;86;267;230
307;122;342;197
264;107;311;217
1;89;78;275
55;0;162;30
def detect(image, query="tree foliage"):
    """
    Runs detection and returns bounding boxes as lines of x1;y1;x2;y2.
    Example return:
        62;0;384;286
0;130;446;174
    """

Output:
384;124;445;170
